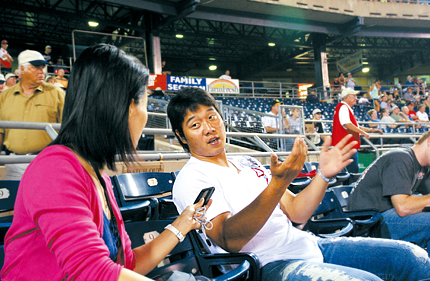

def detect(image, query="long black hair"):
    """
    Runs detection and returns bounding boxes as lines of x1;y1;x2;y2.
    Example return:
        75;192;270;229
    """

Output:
50;44;149;171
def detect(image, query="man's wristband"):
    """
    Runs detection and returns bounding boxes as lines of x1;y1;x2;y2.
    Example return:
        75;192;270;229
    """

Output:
317;168;334;183
165;224;185;242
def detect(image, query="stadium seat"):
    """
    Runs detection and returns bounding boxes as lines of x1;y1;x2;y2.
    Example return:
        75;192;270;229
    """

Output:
304;191;354;238
329;186;381;237
0;181;20;245
308;162;337;187
335;167;350;184
113;172;179;221
125;220;260;280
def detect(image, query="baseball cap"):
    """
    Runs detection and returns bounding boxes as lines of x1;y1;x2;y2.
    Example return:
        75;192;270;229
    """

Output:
340;88;360;99
407;101;415;106
312;109;322;115
18;50;49;66
271;99;283;107
1;40;7;45
0;74;5;83
5;73;15;80
347;72;351;76
45;45;51;49
391;104;399;111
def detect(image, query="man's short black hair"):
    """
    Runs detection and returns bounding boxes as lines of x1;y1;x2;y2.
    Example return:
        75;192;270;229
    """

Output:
50;43;149;171
167;87;222;152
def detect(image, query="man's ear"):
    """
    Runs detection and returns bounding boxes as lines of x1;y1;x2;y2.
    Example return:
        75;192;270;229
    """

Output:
175;130;187;144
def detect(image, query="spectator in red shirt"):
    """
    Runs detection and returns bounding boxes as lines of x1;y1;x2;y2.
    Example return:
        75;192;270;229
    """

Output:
407;102;419;121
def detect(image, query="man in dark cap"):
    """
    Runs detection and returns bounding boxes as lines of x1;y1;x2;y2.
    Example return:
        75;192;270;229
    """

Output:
261;99;287;133
0;50;65;156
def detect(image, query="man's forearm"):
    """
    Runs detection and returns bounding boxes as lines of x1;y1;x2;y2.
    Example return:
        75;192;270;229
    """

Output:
392;194;430;217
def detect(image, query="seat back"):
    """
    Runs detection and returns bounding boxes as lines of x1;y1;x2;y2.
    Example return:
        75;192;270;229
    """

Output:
114;172;174;199
312;191;341;220
113;172;177;221
0;180;20;214
330;185;354;209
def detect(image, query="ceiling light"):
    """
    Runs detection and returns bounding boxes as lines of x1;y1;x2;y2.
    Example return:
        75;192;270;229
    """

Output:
362;62;369;65
209;65;217;71
88;21;99;27
176;34;184;38
268;43;276;47
362;67;370;73
209;58;216;61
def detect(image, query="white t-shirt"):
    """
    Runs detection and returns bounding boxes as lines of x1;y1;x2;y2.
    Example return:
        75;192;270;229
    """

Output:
417;111;429;122
338;101;354;129
380;116;396;129
173;156;323;267
346;78;356;89
261;112;279;133
219;75;231;79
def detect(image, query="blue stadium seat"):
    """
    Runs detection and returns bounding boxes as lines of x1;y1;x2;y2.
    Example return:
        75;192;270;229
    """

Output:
125;220;260;280
113;172;178;221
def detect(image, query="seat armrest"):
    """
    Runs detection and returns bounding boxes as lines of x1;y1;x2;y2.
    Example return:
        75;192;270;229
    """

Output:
307;218;355;238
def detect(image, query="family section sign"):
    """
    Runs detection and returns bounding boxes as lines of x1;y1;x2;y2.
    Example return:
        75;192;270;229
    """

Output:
148;75;240;94
167;76;207;91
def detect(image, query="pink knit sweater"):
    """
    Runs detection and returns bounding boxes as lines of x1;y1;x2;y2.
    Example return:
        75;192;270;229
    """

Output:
1;145;136;280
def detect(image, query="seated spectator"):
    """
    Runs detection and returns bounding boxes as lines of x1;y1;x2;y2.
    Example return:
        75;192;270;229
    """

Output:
407;102;419;121
380;108;398;130
424;96;430;109
417;104;429;122
55;68;68;89
358;92;371;106
393;89;402;103
0;74;5;93
380;94;390;110
45;75;56;85
347;132;430;255
3;73;16;90
1;44;204;281
286;108;301;134
168;87;430;281
403;87;415;102
261;99;287;133
305;89;320;103
391;105;409;124
330;76;342;97
305;108;326;146
367;109;380;129
161;60;171;75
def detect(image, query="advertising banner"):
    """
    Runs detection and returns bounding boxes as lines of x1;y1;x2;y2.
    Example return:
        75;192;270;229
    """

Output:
336;51;363;74
206;79;240;94
148;74;167;90
167;76;206;91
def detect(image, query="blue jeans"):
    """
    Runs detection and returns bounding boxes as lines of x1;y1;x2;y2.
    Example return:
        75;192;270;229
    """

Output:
381;208;430;255
261;237;430;281
347;151;359;173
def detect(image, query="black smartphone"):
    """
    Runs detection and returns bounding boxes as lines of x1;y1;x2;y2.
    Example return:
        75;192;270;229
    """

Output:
194;187;215;206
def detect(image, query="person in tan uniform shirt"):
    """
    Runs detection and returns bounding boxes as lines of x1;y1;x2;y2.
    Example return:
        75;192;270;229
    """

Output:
0;50;65;155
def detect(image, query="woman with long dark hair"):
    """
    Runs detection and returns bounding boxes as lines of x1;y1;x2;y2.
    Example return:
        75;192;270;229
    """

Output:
1;44;205;281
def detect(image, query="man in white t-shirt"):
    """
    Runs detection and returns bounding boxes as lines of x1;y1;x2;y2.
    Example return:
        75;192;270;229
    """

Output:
167;87;430;281
219;70;231;80
345;72;356;89
261;99;288;133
